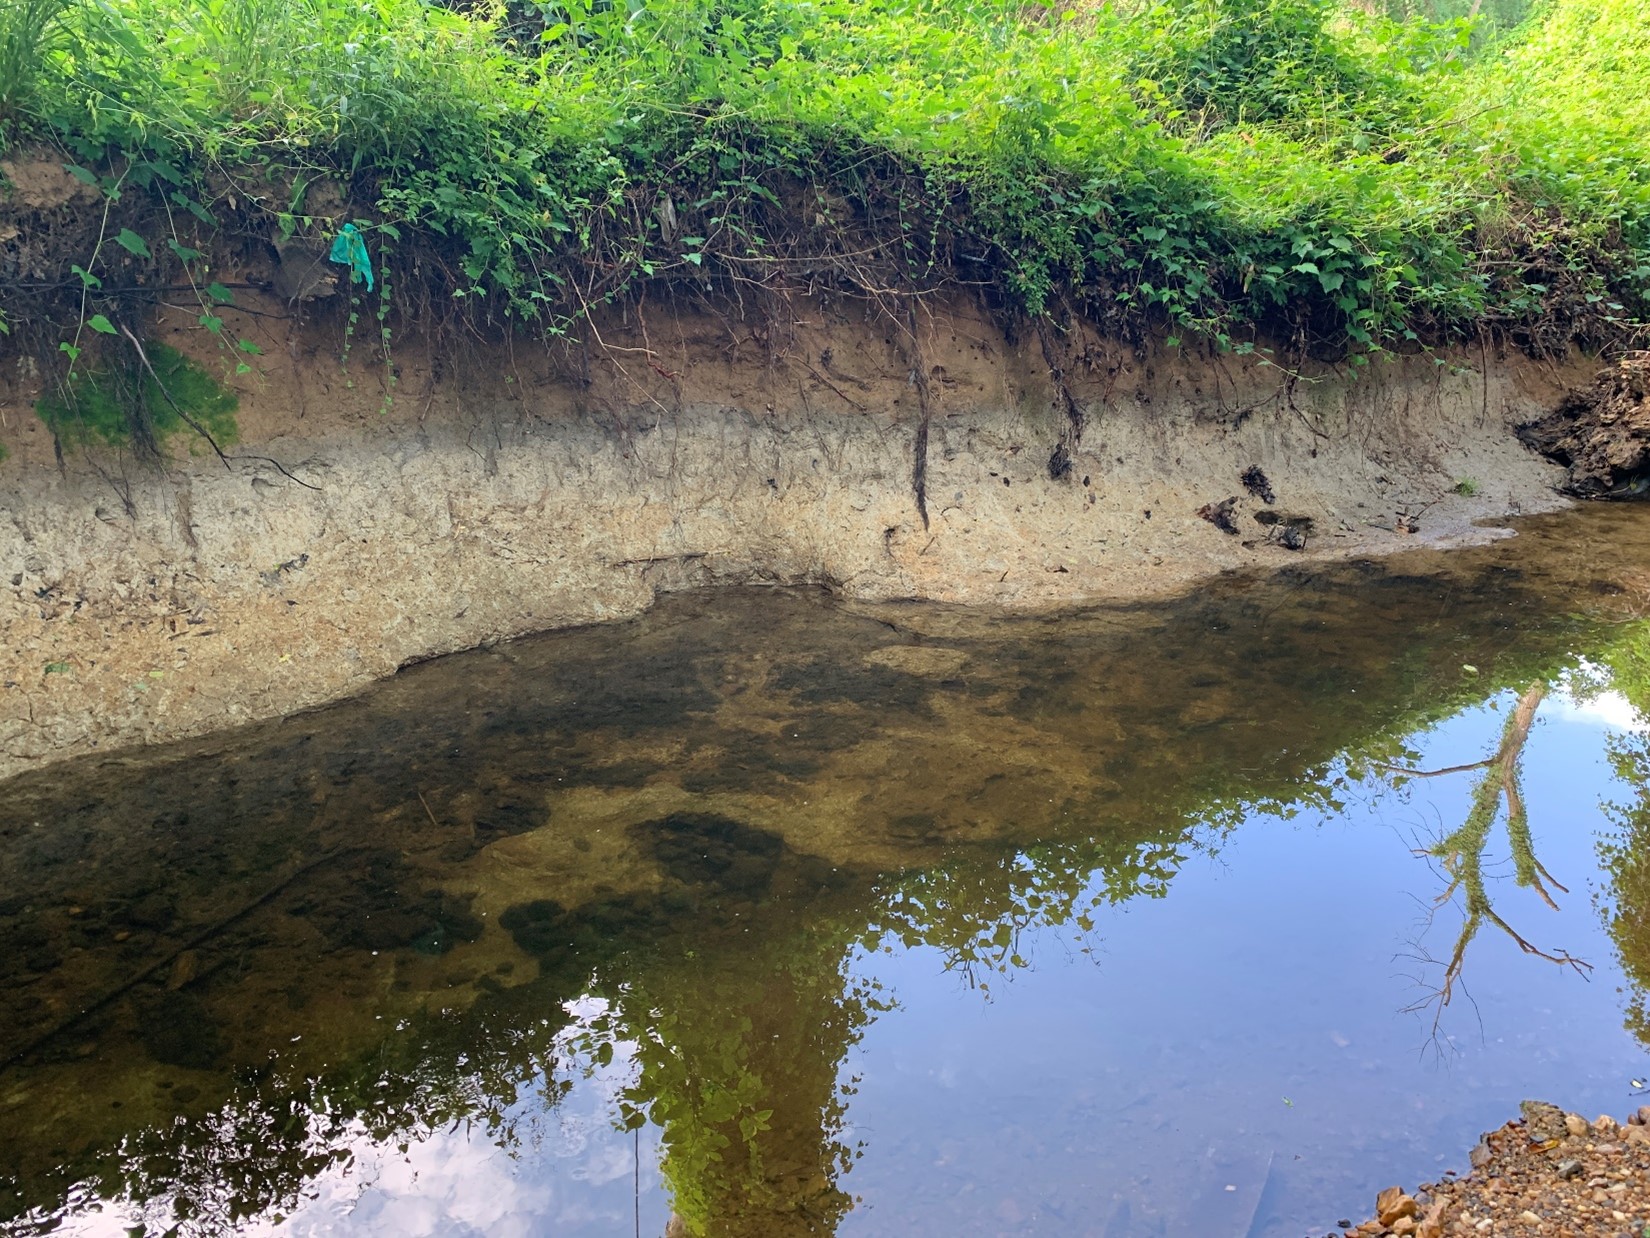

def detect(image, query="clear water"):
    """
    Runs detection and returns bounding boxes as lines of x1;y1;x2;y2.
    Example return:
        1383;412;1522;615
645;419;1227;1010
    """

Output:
5;507;1650;1237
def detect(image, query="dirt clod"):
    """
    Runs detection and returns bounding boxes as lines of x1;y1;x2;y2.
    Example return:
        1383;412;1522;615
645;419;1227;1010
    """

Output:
1241;465;1276;504
1519;351;1650;497
1197;496;1240;534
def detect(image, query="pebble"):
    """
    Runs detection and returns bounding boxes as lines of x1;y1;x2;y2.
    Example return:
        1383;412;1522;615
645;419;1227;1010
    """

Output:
1333;1102;1650;1237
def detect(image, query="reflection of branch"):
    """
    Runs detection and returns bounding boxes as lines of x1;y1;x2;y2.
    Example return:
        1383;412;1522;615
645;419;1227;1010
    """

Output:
1404;683;1593;1048
1370;757;1496;779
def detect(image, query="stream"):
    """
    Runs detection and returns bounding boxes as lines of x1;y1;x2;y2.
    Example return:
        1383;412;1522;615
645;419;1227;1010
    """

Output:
5;507;1650;1237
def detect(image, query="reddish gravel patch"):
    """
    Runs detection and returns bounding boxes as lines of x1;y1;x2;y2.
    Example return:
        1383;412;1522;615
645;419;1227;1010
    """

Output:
1330;1101;1650;1238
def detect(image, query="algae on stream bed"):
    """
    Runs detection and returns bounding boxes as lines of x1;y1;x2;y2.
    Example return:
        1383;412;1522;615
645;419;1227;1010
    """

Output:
6;507;1650;1236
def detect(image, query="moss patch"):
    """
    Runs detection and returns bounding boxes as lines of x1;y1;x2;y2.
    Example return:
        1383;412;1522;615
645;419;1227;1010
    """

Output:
36;343;238;454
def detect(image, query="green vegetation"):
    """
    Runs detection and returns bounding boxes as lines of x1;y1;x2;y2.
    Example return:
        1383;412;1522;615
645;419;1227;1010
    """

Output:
35;341;239;453
0;0;1646;374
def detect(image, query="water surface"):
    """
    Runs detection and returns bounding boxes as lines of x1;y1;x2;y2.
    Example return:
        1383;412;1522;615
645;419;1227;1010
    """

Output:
6;509;1650;1236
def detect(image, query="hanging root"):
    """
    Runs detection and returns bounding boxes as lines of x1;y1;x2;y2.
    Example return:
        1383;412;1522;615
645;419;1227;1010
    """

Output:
906;298;932;530
1037;318;1083;481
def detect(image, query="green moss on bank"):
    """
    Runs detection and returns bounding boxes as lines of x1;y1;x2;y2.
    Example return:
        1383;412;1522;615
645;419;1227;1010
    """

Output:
0;0;1646;359
35;343;239;454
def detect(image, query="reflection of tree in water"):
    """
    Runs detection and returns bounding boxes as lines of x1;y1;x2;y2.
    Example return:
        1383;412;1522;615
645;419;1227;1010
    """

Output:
1396;682;1591;1043
592;927;871;1237
4;980;582;1237
1591;625;1650;1048
1600;740;1650;1046
1387;616;1650;1057
524;802;1243;1238
563;818;1214;1237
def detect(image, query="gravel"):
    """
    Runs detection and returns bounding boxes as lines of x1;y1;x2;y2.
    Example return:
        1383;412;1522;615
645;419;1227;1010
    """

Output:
1327;1101;1650;1238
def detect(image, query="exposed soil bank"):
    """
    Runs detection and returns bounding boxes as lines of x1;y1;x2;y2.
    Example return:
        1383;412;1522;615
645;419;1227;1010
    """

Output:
0;290;1593;779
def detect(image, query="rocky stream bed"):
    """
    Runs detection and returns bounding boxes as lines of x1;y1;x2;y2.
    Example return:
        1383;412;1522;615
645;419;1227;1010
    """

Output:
1338;1102;1650;1238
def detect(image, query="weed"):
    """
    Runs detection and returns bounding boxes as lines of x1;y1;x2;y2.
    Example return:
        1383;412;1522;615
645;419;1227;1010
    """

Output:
0;0;1645;360
0;0;73;131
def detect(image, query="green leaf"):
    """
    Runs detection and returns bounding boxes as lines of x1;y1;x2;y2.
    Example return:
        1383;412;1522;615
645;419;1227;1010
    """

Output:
167;239;203;263
71;265;101;289
198;314;224;335
87;314;117;335
206;282;235;304
236;338;263;355
114;229;152;259
63;164;99;187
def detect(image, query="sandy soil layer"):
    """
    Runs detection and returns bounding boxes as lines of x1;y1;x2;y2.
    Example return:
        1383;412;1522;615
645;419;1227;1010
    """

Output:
0;289;1594;780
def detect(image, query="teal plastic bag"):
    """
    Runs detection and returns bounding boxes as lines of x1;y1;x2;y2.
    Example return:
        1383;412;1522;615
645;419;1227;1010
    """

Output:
328;223;374;292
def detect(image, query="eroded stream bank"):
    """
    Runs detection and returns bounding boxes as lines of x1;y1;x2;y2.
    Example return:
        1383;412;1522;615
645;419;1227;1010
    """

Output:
0;288;1597;778
5;505;1650;1236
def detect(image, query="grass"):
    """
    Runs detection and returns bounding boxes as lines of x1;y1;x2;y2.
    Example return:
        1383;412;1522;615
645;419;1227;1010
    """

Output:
0;0;1647;370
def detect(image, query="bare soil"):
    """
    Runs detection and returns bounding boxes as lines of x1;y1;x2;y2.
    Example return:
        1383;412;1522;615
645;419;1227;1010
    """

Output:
0;229;1603;780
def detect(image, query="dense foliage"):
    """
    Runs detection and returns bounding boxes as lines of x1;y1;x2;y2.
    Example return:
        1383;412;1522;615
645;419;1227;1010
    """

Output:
0;0;1647;365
